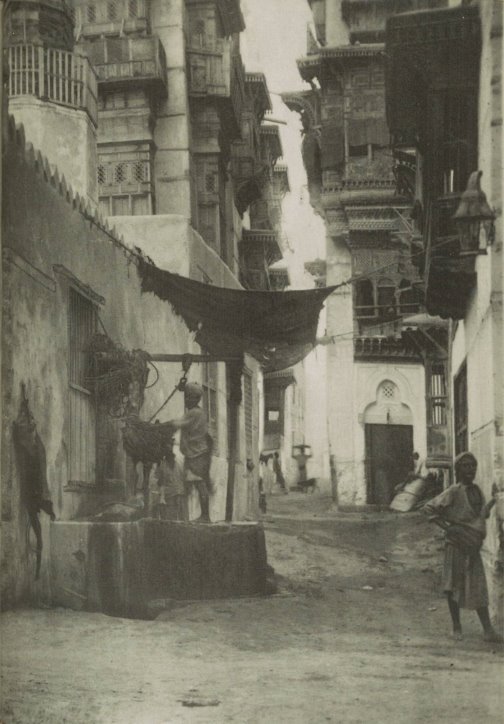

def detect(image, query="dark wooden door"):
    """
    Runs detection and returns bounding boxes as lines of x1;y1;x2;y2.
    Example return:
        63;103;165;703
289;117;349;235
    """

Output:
365;424;414;504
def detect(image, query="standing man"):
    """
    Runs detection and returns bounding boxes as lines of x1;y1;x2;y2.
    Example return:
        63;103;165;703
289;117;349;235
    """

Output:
273;452;288;494
168;382;212;523
424;451;502;643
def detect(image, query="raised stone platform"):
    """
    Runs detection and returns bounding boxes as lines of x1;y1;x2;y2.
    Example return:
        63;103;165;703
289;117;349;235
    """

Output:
50;519;268;618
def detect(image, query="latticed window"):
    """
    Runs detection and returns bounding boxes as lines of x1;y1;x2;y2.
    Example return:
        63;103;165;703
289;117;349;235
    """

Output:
68;287;97;485
87;4;96;22
115;163;126;183
98;147;152;216
107;1;117;20
132;161;145;182
379;381;397;401
205;173;216;193
128;0;139;17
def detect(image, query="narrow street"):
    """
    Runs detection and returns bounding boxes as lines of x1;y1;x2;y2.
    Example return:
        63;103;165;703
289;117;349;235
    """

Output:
1;493;503;724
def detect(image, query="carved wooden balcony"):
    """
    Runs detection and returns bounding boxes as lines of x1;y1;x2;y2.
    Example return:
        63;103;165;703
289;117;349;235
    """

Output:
241;229;282;266
187;39;234;98
7;44;98;125
80;36;167;95
354;336;421;362
424;193;478;319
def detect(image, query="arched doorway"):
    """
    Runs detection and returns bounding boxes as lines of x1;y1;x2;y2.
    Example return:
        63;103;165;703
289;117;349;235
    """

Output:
363;381;414;505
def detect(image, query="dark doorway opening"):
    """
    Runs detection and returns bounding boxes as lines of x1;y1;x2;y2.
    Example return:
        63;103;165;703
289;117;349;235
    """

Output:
365;424;414;505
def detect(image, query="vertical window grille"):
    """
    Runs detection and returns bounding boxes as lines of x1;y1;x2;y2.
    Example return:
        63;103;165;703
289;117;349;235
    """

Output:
202;360;218;449
454;363;468;456
68;288;97;484
243;371;253;460
107;1;117;20
429;362;447;426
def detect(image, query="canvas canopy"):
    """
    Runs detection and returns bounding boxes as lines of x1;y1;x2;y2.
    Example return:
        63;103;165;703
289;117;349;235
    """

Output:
136;258;337;372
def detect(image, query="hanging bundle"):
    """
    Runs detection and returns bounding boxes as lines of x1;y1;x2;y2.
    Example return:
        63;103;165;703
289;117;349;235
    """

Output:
85;334;152;417
122;417;176;466
12;384;56;580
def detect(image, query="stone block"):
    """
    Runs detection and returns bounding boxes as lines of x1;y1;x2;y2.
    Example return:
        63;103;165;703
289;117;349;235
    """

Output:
143;520;268;601
49;519;268;618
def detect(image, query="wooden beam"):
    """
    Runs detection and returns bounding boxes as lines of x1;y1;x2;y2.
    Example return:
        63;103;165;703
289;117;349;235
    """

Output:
148;354;243;364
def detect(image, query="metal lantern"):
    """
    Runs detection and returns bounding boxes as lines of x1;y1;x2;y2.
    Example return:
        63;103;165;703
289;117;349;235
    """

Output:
453;171;495;253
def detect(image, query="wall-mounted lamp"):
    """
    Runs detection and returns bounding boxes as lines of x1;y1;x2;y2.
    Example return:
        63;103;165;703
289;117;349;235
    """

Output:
453;171;496;254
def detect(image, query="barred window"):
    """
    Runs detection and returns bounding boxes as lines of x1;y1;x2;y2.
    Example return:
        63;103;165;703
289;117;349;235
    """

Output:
205;173;216;193
68;288;97;485
133;161;145;182
107;1;117;20
114;163;126;183
379;381;397;400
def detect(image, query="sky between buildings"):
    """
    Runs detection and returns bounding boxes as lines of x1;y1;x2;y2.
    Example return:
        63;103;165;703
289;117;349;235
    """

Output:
241;0;326;285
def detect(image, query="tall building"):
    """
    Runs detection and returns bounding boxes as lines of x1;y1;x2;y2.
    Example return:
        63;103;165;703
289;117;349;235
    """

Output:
283;0;450;507
2;0;298;605
385;0;504;623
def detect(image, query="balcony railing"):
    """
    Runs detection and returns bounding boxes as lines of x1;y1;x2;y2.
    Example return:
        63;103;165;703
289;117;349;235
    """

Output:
354;336;421;361
7;44;98;125
81;36;167;93
355;302;421;321
73;0;150;38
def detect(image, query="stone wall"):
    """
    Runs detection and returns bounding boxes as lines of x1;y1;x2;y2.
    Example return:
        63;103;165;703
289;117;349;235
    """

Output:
1;119;260;608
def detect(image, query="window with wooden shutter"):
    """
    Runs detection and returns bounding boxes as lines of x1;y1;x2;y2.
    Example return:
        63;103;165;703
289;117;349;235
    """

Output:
68;287;97;485
454;363;468;456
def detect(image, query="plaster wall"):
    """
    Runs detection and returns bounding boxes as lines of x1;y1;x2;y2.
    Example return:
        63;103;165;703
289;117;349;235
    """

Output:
450;0;504;625
1;134;260;608
325;230;426;506
8;97;97;206
325;0;350;46
302;345;331;490
151;0;192;217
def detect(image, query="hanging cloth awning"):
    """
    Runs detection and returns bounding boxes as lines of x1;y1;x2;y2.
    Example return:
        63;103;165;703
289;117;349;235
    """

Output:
136;258;338;372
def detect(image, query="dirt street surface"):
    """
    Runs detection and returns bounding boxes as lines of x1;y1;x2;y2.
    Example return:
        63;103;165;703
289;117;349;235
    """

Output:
1;493;503;723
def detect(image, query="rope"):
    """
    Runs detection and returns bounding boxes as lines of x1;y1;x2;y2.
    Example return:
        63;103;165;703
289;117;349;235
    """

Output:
147;381;183;423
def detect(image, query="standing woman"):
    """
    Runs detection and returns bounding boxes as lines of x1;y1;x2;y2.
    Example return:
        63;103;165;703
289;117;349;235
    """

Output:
424;451;502;642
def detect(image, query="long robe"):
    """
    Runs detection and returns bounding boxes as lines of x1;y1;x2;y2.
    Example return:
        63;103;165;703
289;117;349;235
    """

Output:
424;483;488;609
